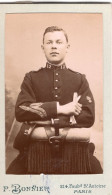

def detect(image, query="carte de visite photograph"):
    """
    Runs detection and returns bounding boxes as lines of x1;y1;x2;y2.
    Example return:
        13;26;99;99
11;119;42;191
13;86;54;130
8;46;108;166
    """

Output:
5;13;103;175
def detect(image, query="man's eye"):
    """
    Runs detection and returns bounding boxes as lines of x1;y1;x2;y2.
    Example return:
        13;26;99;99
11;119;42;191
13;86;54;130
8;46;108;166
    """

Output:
47;42;51;44
57;42;62;44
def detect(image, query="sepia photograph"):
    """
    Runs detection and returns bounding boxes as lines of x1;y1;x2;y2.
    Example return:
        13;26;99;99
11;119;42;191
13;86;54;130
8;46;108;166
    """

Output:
0;3;111;195
5;13;103;175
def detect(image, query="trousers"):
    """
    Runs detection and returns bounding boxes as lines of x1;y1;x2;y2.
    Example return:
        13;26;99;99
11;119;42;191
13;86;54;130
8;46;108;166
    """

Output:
6;142;103;174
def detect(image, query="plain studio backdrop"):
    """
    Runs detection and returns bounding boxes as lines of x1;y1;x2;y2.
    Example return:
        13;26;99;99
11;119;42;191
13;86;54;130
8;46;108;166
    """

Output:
5;13;103;169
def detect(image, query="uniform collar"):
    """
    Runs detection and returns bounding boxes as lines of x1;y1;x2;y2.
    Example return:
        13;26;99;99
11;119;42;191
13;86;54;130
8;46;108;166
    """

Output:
46;62;66;70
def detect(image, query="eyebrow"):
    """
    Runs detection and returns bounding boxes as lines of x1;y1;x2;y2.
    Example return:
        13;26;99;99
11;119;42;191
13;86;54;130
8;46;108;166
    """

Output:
46;39;63;42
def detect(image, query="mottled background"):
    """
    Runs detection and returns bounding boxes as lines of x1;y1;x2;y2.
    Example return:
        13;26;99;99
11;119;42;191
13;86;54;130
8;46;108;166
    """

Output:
5;13;103;170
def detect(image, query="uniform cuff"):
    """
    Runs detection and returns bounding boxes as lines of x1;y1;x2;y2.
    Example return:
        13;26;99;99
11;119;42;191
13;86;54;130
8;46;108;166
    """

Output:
41;101;57;119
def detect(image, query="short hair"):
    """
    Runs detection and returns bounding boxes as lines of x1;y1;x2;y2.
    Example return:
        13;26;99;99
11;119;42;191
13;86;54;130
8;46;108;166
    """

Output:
43;26;68;43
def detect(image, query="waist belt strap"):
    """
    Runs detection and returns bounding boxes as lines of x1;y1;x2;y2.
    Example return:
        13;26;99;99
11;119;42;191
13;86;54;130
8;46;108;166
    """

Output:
54;119;59;136
47;119;65;154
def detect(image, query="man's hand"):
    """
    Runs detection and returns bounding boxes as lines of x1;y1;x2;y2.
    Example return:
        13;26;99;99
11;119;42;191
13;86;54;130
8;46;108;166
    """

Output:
57;93;82;116
57;101;82;116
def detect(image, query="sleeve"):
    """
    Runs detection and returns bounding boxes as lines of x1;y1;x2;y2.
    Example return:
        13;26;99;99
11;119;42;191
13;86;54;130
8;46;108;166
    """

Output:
15;72;57;122
74;74;95;128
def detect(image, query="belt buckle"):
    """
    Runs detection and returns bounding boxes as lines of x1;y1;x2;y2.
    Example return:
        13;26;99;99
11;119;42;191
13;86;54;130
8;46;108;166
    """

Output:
51;118;59;126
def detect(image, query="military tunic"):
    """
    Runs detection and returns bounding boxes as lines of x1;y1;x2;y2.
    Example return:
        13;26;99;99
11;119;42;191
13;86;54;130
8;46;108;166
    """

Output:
7;63;103;174
15;63;95;128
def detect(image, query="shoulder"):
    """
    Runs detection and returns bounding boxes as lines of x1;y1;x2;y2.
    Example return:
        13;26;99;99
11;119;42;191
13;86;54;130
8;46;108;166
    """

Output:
25;67;45;78
30;67;45;74
67;68;82;75
21;67;45;84
67;68;86;79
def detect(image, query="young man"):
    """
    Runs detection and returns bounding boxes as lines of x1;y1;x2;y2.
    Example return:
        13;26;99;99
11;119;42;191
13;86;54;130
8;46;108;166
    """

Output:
7;26;102;174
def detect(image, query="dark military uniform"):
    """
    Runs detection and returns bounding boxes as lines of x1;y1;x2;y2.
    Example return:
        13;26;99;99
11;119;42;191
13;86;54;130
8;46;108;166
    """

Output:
15;63;95;126
7;63;103;174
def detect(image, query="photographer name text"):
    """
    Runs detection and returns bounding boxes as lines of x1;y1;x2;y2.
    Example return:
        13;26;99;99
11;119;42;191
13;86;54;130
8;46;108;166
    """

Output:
3;183;106;194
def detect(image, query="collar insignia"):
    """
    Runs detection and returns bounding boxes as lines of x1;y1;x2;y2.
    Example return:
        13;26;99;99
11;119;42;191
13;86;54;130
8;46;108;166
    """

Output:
46;62;66;70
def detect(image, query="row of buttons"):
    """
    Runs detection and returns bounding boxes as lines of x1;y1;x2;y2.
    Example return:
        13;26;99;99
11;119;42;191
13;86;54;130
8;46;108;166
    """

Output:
54;71;61;100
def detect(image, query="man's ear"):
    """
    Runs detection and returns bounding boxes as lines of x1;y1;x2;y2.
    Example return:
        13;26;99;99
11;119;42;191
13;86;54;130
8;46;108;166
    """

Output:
66;44;70;53
41;45;44;51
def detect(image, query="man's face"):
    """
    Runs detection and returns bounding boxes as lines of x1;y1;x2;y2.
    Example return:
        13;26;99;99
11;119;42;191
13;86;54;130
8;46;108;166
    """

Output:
42;31;69;65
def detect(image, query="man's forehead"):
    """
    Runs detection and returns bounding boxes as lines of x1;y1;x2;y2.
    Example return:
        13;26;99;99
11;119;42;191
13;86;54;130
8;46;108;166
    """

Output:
44;31;66;40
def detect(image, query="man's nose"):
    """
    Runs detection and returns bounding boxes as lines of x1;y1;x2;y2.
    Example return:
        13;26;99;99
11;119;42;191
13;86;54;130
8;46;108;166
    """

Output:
51;42;57;48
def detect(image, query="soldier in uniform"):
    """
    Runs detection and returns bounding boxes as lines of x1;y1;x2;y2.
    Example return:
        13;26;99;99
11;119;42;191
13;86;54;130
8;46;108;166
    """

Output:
7;26;103;174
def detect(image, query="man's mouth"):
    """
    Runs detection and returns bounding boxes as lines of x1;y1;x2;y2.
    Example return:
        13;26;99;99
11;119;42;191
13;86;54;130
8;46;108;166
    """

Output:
50;52;59;55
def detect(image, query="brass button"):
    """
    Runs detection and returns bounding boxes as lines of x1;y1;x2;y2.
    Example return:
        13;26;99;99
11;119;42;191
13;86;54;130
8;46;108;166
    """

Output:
55;87;58;89
55;95;58;97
